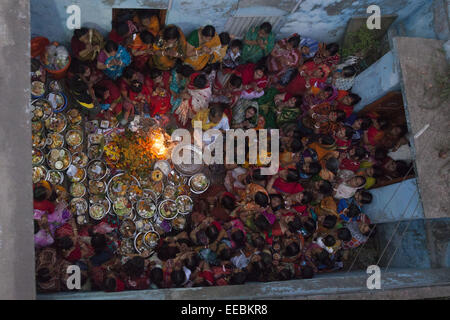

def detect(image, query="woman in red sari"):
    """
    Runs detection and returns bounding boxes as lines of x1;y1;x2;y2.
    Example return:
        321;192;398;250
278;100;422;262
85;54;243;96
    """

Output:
235;63;268;99
283;61;330;96
267;34;303;85
147;68;172;117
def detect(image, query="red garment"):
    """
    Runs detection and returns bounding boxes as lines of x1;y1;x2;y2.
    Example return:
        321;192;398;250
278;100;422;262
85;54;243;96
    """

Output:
340;158;360;172
293;205;307;214
283;61;327;96
66;243;82;262
108;29;125;44
33;200;55;214
273;178;304;194
336;90;353;118
236;63;268;93
98;79;121;104
70;36;86;59
148;71;172;116
199;270;214;285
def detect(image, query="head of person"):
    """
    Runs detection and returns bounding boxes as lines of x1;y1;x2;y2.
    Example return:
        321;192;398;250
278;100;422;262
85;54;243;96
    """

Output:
337;125;354;140
150;68;163;81
312;66;326;78
91;233;107;254
355;190;373;205
230;39;243;54
318;180;333;196
138;11;157;29
342;65;357;78
201;25;216;42
258;22;272;37
149;267;164;288
104;40;118;55
71;59;91;77
347;203;361;218
254;191;269;208
208;103;225;123
337;227;352;242
254;214;271;232
218;247;232;261
221;194;236;211
162;25;180;45
352;146;368;160
280;168;300;183
252;168;267;183
287;34;301;49
390;124;408;137
329;110;347;123
285;242;300;257
94;85;110;102
123;67;137;81
231;229;245;249
347;175;366;188
33;186;49;202
176;64;195;78
353;116;372;131
375;147;388;161
253;236;266;251
323;215;337;229
183;254;200;271
270;194;284;211
318;85;334;101
130;80;143;93
286;95;303;108
325;157;339;176
290;138;304;153
140;30;156;45
302;217;317;237
171;269;186;288
74;27;89;41
294;190;313;205
254;64;266;79
116;22;131;37
226;75;242;90
323;235;336;247
288;216;303;233
301;161;321;176
103;276;117;292
57;236;74;251
244;106;257;121
342;93;361;106
325;43;339;57
230;271;247;285
193;74;207;89
278;267;293;281
123;256;145;277
219;32;231;46
205;224;219;243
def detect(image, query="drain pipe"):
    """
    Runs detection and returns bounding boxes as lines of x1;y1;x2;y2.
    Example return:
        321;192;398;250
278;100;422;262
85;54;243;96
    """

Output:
290;0;304;14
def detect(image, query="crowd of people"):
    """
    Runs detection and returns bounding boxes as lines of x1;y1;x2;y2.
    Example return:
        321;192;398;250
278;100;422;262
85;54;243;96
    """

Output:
33;11;413;293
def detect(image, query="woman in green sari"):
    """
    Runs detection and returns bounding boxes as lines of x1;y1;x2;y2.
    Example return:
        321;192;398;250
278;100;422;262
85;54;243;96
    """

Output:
231;99;259;129
241;22;275;64
257;87;303;129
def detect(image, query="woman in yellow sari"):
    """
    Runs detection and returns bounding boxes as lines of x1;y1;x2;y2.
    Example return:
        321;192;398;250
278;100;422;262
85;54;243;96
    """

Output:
184;25;221;71
71;28;104;62
149;25;186;71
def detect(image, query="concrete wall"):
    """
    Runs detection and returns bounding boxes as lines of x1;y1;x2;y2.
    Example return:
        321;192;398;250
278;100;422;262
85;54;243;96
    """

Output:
31;0;434;46
351;50;401;112
0;0;36;300
362;178;425;224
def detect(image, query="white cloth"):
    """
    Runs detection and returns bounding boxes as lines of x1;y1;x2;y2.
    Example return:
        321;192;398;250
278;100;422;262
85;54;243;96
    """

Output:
202;116;230;145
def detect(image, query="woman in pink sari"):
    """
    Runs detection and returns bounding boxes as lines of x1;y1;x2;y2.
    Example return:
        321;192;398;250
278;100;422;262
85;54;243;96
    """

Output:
174;73;211;127
267;34;303;85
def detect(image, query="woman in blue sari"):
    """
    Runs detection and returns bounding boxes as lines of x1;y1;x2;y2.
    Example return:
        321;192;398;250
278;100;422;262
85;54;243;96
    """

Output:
97;40;131;80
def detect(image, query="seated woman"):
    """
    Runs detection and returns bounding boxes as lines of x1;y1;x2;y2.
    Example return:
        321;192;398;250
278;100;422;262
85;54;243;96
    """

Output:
331;65;357;91
108;20;138;46
150;25;186;71
283;61;330;97
127;79;151;118
97;40;131;80
301;105;346;136
184;25;221;71
302;83;337;112
128;30;156;70
67;59;103;96
71;27;104;62
170;64;195;112
192;103;230;145
257;88;303;129
147;68;172;117
231;100;258;130
211;32;231;65
334;175;366;200
241;22;275;64
267;34;303;85
299;36;320;60
212;73;243;110
332;90;361;119
133;11;160;37
223;39;243;69
174;73;211;127
236;63;268;100
93;79;133;123
313;43;340;68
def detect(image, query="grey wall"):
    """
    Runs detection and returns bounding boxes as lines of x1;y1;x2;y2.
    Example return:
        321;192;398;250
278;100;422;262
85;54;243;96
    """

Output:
0;0;36;300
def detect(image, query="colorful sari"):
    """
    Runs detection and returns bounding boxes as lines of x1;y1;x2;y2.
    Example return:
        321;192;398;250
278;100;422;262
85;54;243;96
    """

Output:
100;45;131;80
128;33;154;69
241;26;275;63
236;63;268;99
257;88;301;128
150;25;187;71
185;28;222;71
174;74;211;126
71;28;104;62
231;99;259;128
212;69;243;108
170;69;189;112
267;36;302;82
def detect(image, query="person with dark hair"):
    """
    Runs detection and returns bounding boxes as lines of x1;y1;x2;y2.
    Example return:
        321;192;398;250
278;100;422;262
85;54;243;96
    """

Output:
128;30;155;69
149;267;164;289
97;40;131;80
267;33;303;84
266;168;303;195
230;270;247;285
134;11;160;37
314;42;340;67
174;73;212;127
147;67;172;117
333;125;354;151
185;25;221;71
109;19;138;45
212;71;243;110
150;24;186;71
71;27;104;62
33;183;55;213
236;62;269;99
334;90;362;118
122;256;150;290
223;39;244;69
171;269;187;288
332;64;357;91
93;78;131;122
241;22;275;63
89;234;113;267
